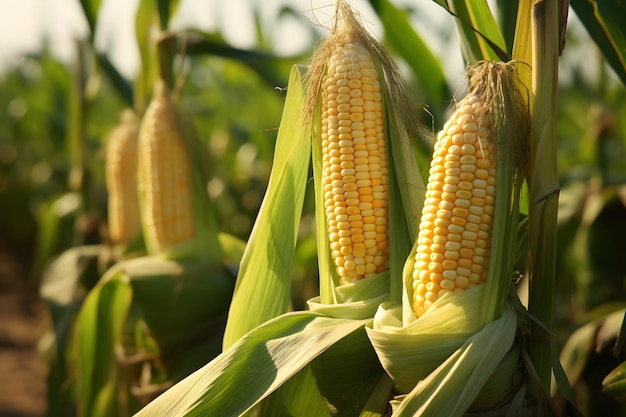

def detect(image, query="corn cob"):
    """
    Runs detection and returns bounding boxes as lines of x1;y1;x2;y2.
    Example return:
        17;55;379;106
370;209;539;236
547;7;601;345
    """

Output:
138;80;196;256
106;109;141;245
412;93;497;317
320;9;390;285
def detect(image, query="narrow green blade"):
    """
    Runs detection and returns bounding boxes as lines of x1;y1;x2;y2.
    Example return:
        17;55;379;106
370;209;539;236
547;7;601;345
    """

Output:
134;312;368;417
222;65;312;348
368;0;450;107
444;0;509;62
571;0;626;86
79;0;103;37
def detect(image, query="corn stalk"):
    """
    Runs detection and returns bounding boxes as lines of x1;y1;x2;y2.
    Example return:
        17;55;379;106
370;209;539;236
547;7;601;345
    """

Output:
526;0;560;393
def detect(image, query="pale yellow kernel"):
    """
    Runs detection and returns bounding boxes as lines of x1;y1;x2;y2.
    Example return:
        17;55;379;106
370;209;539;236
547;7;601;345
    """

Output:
438;289;452;298
434;227;448;236
437;209;452;220
429;262;443;273
467;214;481;223
451;217;467;227
463;133;476;143
441;278;456;290
445;250;459;261
474;247;488;257
469;273;482;284
461;164;477;173
476;159;490;170
456;276;470;288
463;123;477;133
471;263;484;274
430;252;445;263
458;258;472;269
461;240;476;249
459;172;474;181
451;133;464;146
457;266;471;277
476;239;489;249
440;201;455;211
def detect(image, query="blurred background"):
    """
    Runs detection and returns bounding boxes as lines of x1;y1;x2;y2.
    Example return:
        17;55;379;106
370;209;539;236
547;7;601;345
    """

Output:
0;0;624;416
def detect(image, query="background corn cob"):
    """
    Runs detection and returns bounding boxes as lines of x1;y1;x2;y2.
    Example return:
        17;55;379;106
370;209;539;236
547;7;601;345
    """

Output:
412;93;497;317
105;109;141;245
138;80;196;257
321;36;390;285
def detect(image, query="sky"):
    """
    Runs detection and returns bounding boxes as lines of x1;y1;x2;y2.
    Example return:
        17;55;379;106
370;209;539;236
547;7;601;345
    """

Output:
0;0;458;81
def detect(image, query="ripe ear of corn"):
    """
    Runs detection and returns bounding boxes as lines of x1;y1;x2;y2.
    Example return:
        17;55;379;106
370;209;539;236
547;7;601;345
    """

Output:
409;61;528;320
105;109;141;245
321;36;390;285
412;93;497;317
306;0;424;303
365;61;532;416
138;79;222;263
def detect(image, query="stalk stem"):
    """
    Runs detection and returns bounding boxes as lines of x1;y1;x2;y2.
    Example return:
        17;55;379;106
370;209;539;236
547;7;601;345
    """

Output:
527;0;560;392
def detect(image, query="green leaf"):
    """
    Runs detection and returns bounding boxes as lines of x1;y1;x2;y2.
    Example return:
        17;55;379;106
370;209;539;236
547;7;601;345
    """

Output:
134;312;369;417
367;0;450;107
79;0;103;38
497;0;520;53
157;0;180;30
571;0;626;86
40;245;104;306
135;0;157;111
604;360;626;399
96;53;133;107
77;272;133;417
310;328;389;417
217;232;247;267
222;65;312;349
182;30;301;88
256;366;331;417
40;245;105;417
122;257;235;351
441;0;509;62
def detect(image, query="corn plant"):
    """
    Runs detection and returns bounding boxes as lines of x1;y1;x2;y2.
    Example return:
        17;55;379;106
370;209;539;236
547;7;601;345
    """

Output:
133;0;626;415
28;0;626;415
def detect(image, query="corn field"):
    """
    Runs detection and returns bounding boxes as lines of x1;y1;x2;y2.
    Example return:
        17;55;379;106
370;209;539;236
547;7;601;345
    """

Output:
1;0;626;416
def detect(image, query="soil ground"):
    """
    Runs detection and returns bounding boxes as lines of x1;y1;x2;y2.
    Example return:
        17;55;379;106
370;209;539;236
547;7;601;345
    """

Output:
0;250;47;417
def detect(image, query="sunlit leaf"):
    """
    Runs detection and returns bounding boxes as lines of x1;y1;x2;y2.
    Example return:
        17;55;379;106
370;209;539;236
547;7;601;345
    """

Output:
444;0;508;62
222;65;311;349
135;312;369;417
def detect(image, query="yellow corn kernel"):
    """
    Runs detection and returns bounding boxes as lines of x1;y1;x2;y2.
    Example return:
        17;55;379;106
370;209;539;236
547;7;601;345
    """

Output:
105;110;141;245
138;80;196;255
322;40;389;285
412;94;497;317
